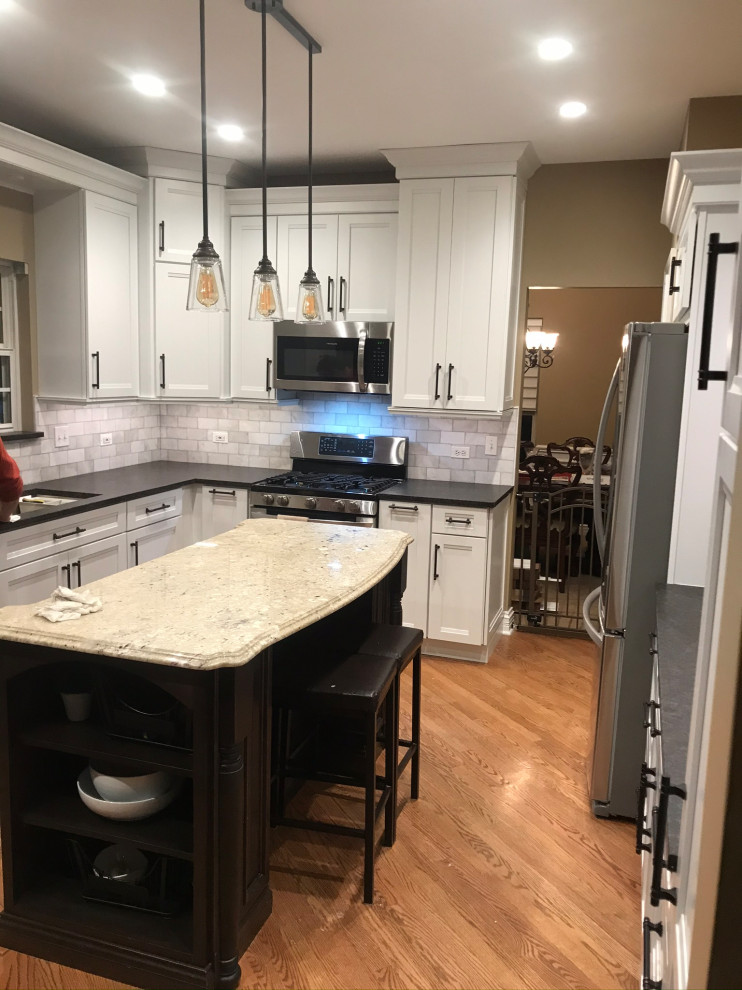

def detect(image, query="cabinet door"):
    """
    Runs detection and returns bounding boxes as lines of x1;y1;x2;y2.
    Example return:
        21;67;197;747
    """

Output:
128;518;179;567
231;215;277;401
71;534;127;588
84;192;139;398
391;179;453;410
155;264;224;398
200;486;248;540
0;552;65;607
336;214;397;322
662;212;698;323
378;500;431;634
444;175;516;413
154;178;225;264
277;215;339;321
427;534;487;645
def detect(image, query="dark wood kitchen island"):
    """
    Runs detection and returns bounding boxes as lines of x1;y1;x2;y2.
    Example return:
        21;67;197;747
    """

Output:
0;520;410;989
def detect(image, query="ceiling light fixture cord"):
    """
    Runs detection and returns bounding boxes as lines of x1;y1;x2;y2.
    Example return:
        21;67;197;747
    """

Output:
261;0;268;263
199;0;209;239
307;45;313;272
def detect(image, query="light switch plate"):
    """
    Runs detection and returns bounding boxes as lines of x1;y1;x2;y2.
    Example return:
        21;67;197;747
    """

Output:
212;431;228;444
54;426;69;448
485;436;498;456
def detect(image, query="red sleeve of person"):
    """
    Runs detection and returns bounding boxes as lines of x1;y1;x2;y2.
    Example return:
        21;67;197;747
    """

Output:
0;439;23;504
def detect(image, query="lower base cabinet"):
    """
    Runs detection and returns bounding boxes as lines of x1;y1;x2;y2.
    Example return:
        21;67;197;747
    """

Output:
428;533;487;644
378;501;431;633
128;517;179;567
198;486;248;541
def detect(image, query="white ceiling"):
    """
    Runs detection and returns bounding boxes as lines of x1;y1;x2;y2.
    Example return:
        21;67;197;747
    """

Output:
1;0;741;179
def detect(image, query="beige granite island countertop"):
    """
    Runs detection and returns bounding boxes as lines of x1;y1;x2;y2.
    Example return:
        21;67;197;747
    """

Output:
0;519;412;670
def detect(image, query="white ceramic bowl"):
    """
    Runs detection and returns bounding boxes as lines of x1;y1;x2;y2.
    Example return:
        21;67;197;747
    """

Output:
90;766;172;802
78;767;180;821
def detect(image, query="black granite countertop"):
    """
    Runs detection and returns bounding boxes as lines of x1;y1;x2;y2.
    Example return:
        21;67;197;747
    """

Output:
381;479;513;509
1;461;513;531
655;583;704;858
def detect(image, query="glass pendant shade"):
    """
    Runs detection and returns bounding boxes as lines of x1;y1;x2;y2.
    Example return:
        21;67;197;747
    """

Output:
249;260;284;321
296;269;325;323
187;240;228;312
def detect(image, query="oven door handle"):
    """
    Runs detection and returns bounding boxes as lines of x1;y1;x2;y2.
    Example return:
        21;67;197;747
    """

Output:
357;329;368;393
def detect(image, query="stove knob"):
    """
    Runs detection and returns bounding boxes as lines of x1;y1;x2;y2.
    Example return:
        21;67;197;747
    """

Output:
334;499;346;511
305;497;317;509
277;495;289;507
348;500;361;513
262;494;275;505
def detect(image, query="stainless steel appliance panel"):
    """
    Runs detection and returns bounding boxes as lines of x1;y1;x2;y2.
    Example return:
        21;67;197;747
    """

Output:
274;321;393;394
590;632;624;805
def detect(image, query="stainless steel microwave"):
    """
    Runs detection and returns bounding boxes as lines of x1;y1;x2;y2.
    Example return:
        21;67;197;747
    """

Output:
274;322;393;394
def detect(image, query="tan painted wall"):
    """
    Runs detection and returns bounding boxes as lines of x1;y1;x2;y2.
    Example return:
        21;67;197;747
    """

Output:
682;96;742;151
0;186;36;429
527;286;662;446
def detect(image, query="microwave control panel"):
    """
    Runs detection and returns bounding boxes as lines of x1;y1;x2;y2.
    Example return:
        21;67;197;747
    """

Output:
365;339;390;384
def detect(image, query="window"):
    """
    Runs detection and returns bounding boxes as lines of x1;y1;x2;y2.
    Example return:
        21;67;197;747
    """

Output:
0;264;21;433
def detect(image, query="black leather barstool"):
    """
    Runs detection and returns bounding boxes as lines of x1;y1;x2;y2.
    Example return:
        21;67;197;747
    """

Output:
272;652;398;904
356;624;423;841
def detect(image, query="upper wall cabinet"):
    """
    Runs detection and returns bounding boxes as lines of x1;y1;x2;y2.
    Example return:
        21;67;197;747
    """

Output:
36;190;139;400
384;143;537;417
230;214;278;402
154;178;225;264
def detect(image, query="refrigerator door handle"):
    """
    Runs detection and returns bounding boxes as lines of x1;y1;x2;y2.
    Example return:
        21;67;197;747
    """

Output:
583;586;603;645
594;357;621;561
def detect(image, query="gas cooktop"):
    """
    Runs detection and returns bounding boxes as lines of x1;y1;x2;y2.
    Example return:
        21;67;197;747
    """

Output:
253;472;401;497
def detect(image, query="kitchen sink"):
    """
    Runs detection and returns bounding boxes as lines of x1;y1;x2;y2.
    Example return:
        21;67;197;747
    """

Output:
16;489;98;514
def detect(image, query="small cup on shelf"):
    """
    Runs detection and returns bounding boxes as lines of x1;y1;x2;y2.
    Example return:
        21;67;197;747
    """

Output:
60;690;92;722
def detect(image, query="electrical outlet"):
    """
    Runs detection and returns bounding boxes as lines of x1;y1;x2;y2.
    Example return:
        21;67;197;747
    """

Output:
485;436;498;456
100;433;113;446
211;431;228;444
54;425;69;448
451;446;470;459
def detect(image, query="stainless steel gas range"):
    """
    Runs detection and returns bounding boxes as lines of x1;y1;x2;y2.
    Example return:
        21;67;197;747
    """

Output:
248;431;408;526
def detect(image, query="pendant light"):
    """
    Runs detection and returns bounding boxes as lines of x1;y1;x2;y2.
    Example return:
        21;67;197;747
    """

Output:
187;0;228;312
249;0;284;321
295;46;324;323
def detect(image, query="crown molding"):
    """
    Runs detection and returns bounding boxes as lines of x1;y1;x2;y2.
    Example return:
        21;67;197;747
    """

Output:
662;148;742;233
381;142;540;182
98;146;253;188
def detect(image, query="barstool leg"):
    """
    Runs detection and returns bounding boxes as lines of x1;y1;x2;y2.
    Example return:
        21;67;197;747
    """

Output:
383;684;397;847
411;648;421;800
363;709;376;904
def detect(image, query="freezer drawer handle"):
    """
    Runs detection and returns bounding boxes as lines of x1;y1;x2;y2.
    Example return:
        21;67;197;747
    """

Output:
445;515;472;525
53;526;86;541
209;489;237;497
650;778;686;906
635;762;656;854
388;504;418;513
642;917;663;989
145;503;171;515
643;700;661;737
698;232;738;390
668;256;681;295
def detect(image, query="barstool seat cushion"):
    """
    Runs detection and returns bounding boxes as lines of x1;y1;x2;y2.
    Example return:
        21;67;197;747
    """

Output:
356;624;423;663
275;652;398;714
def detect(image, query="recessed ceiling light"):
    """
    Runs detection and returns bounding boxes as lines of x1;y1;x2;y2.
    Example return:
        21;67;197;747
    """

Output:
538;37;573;61
131;74;167;98
217;124;245;142
559;101;587;119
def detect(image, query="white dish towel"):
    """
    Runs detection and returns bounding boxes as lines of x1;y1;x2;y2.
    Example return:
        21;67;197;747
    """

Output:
35;586;103;623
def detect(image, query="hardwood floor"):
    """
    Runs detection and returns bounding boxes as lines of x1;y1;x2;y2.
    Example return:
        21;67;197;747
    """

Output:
0;631;640;989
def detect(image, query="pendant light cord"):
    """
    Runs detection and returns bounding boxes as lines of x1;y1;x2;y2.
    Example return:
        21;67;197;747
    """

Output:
199;0;209;241
261;0;268;262
307;46;313;272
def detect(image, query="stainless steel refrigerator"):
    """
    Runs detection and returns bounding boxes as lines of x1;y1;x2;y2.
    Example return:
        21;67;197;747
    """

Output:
584;322;688;818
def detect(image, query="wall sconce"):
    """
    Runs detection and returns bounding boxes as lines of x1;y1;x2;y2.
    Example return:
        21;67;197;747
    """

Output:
524;329;559;371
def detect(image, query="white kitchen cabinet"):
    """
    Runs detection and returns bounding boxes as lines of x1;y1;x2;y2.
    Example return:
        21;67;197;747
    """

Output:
127;488;182;531
378;500;432;634
0;503;127;572
128;517;179;566
277;214;339;322
427;532;488;646
154;177;225;264
661;210;697;324
230;215;278;401
35;190;139;400
0;533;127;607
199;485;248;540
155;264;225;398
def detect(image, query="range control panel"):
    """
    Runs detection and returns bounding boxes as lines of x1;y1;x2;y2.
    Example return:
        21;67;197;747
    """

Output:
318;435;375;459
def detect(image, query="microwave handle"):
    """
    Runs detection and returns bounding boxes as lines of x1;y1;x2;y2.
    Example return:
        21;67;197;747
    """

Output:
357;330;368;393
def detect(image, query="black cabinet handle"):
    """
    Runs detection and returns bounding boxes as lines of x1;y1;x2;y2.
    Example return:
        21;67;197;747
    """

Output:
145;503;171;515
642;917;663;989
209;489;236;497
327;276;334;316
130;540;139;566
643;700;661;737
61;563;71;589
71;560;81;587
650;777;686;906
159;353;166;390
434;362;442;401
698;232;738;390
339;276;347;316
53;526;86;542
447;363;454;401
445;515;472;526
668;256;681;295
636;762;656;854
387;504;418;512
159;220;165;253
433;543;440;580
266;357;272;394
91;351;100;390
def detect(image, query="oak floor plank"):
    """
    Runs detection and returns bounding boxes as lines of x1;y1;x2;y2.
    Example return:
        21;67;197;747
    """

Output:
0;631;640;989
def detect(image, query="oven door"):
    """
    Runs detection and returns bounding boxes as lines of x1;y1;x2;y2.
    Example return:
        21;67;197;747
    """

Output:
274;321;391;394
250;505;376;528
